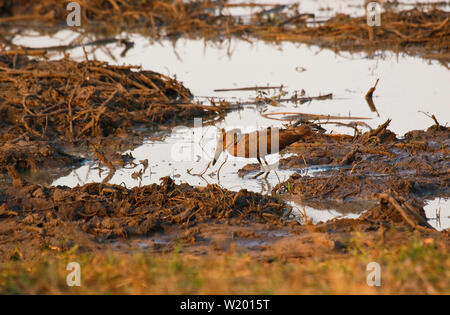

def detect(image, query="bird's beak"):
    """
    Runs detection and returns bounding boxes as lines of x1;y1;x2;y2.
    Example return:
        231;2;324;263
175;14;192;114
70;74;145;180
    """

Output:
212;128;225;166
212;141;222;166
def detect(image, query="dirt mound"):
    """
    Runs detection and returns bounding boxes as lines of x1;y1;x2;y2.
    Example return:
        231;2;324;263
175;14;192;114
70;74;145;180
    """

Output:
0;176;286;259
0;54;215;143
0;54;222;173
361;190;435;232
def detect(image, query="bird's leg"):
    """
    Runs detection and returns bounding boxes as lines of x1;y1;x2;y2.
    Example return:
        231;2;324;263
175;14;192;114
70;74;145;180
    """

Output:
265;157;281;185
263;157;271;179
262;175;271;192
252;171;265;179
252;157;265;179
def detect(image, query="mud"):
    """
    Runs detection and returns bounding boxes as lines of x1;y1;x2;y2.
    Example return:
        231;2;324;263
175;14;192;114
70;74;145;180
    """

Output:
263;121;450;202
1;2;449;63
1;173;448;262
0;176;286;260
0;53;222;174
0;140;82;174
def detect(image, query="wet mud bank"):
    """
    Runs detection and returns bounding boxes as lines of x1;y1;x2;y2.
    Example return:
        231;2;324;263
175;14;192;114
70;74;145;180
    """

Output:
267;121;450;204
0;172;448;261
0;176;286;260
0;53;222;176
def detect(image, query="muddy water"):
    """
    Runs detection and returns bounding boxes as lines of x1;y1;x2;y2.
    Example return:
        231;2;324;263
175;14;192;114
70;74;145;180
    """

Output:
12;30;450;223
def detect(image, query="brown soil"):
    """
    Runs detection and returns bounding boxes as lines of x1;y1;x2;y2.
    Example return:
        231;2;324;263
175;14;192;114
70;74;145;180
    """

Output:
0;2;448;63
0;173;447;262
0;176;285;260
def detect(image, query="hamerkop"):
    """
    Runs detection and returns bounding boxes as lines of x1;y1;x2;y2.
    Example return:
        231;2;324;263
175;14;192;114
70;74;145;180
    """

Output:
212;124;313;178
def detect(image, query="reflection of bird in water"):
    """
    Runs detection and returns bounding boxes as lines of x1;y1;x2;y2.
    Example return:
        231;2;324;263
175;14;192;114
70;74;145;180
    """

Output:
212;124;313;178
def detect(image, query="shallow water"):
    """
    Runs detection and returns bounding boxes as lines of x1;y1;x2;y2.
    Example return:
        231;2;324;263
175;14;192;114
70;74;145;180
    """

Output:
14;32;449;135
223;0;450;21
424;198;450;231
288;201;367;224
11;27;450;223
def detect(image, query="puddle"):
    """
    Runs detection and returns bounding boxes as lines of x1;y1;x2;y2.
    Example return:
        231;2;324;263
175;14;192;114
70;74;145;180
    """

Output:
286;198;450;229
219;0;370;21
424;198;450;231
288;201;368;224
10;29;450;223
219;0;450;22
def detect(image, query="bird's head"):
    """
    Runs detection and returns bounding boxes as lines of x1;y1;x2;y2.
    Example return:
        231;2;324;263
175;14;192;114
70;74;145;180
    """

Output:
212;128;242;166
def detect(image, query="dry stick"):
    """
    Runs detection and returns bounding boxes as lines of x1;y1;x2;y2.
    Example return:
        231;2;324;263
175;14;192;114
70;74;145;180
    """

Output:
365;78;379;99
237;93;333;106
309;121;372;131
10;38;123;53
1;49;47;56
138;73;169;101
89;66;149;91
358;118;391;144
391;190;434;228
68;85;80;143
263;112;371;121
418;111;445;129
339;146;360;166
216;154;228;185
214;85;283;92
21;116;41;138
199;162;212;177
80;41;89;63
278;13;315;27
272;168;282;188
186;168;212;187
431;114;442;128
107;0;122;12
22;94;39;116
42;114;48;139
365;78;380;116
21;95;46;137
0;13;53;23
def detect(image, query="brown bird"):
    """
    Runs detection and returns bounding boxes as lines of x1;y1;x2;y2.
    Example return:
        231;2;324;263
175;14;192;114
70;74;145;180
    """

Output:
212;124;313;178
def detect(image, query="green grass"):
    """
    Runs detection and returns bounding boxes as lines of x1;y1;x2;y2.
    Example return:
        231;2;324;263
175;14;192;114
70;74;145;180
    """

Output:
0;233;448;294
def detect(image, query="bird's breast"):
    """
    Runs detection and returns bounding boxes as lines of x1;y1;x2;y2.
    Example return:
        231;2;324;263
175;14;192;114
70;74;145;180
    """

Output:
225;129;280;158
